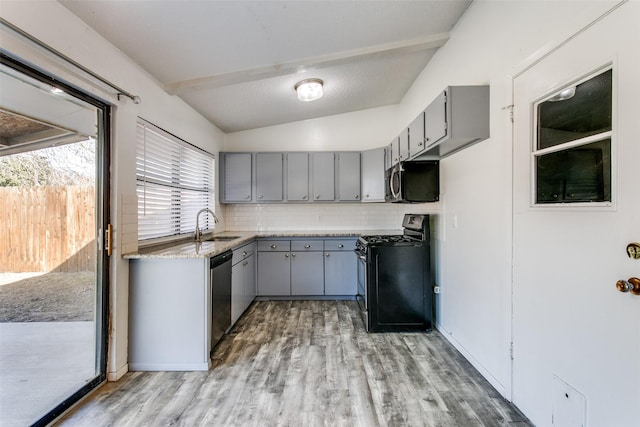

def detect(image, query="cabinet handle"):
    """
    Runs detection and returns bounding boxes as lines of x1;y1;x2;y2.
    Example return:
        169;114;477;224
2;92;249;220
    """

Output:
270;244;277;249
426;137;430;142
338;244;344;248
315;195;320;199
355;195;359;199
325;253;330;257
258;194;263;199
245;195;250;200
242;251;247;256
242;260;248;266
285;253;289;258
305;245;311;248
418;142;423;147
303;195;308;200
291;253;296;257
366;194;370;198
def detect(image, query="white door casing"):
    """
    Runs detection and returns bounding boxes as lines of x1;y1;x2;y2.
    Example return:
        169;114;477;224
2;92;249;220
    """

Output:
512;3;640;427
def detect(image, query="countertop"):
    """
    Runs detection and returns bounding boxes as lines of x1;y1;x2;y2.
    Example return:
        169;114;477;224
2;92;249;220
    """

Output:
124;229;402;259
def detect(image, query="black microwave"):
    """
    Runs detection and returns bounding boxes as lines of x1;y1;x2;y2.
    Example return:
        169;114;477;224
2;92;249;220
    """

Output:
385;160;439;203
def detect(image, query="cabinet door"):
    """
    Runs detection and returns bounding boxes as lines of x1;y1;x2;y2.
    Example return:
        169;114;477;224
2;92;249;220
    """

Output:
337;152;361;201
424;90;447;148
390;137;400;166
384;144;393;170
257;251;290;296
291;251;324;295
231;261;245;324
361;148;385;202
399;127;410;162
408;112;426;158
312;152;335;201
223;153;252;202
243;254;256;312
256;153;283;202
286;153;309;201
324;251;357;295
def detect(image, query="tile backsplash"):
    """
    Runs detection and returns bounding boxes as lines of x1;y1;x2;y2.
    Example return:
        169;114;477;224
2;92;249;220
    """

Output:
222;202;442;232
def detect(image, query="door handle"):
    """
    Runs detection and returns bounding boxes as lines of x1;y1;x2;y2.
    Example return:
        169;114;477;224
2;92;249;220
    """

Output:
616;277;640;295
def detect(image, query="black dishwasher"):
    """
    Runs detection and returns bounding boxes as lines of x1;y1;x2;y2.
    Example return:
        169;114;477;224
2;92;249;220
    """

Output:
210;250;232;352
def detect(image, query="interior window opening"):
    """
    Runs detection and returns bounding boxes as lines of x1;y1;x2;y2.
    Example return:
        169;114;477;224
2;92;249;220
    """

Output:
533;67;613;205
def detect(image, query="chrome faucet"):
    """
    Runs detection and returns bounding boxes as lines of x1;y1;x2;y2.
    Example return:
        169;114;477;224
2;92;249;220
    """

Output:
195;208;219;242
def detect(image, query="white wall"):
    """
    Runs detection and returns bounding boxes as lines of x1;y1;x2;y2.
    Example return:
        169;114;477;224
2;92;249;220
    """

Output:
0;1;225;381
224;104;398;152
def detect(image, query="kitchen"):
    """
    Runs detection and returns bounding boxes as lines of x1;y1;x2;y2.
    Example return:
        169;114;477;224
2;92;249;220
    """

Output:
0;1;638;426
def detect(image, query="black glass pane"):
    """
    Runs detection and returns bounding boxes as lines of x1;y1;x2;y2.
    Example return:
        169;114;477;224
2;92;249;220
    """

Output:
537;69;612;150
536;139;611;203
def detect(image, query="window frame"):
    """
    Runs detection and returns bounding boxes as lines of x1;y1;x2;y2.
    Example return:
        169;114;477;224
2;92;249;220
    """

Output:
530;64;616;210
136;118;216;244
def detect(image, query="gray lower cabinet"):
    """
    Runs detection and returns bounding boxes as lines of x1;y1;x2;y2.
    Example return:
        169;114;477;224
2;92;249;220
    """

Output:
323;238;357;295
257;237;357;297
324;251;357;295
129;258;210;371
291;251;324;295
257;240;291;296
290;238;324;295
231;242;256;324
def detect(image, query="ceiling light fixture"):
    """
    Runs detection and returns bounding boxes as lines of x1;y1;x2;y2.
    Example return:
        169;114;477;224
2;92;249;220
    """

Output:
295;78;323;102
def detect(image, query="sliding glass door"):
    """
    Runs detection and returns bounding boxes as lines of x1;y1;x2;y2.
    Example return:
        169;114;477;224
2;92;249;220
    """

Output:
0;57;110;427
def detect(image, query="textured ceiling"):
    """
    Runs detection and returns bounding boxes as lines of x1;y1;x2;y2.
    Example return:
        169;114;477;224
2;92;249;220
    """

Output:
60;0;472;133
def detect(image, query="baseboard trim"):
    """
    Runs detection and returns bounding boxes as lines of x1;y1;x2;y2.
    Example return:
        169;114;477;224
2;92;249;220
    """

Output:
107;363;128;382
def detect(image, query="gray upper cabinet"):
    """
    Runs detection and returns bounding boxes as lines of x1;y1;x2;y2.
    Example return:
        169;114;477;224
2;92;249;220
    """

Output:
399;127;410;162
408;111;426;158
336;152;361;201
361;148;385;202
312;152;335;201
256;153;283;202
221;153;252;202
424;90;447;151
286;152;309;201
384;144;393;170
390;137;400;167
416;85;490;159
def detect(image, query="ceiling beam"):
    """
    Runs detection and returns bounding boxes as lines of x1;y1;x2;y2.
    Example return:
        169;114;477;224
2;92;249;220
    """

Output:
164;32;450;95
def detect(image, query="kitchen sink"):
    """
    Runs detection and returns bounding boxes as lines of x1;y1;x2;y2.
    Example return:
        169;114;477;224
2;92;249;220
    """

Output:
203;235;241;242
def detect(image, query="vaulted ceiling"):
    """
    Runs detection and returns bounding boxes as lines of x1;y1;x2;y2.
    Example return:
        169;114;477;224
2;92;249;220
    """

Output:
59;1;472;133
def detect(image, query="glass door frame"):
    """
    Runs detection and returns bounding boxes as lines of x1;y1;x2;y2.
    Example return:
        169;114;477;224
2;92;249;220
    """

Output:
0;53;111;427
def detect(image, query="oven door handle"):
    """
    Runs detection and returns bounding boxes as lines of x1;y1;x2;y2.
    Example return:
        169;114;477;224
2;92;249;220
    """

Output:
357;255;366;261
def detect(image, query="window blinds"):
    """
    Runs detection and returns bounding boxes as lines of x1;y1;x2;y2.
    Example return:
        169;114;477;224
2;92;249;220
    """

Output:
136;120;215;241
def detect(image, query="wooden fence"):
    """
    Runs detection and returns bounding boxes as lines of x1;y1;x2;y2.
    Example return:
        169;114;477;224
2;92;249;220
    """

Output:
0;186;96;273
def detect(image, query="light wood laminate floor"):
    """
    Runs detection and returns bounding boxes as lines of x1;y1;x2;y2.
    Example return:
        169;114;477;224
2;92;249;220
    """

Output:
58;301;531;426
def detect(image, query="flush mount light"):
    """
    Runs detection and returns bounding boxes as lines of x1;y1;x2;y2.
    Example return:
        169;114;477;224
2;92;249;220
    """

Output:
294;78;323;102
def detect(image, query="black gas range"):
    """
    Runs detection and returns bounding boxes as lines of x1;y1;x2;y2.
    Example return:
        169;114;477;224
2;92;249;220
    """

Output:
355;214;433;332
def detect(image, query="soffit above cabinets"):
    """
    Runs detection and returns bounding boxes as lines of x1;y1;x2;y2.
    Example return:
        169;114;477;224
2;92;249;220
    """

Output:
59;0;472;133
